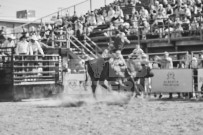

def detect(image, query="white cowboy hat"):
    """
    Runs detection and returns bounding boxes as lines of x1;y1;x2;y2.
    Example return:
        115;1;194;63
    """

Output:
30;35;38;41
36;35;42;40
7;34;16;40
164;51;169;55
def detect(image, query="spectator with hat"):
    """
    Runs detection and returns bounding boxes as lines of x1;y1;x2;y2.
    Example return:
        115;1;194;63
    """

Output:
29;35;44;56
16;35;32;55
2;34;16;55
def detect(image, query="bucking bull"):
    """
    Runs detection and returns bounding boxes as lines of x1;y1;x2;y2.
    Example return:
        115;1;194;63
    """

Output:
84;57;154;99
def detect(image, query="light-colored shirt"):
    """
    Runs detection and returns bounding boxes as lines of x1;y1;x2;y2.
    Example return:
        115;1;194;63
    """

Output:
29;41;44;55
2;40;15;54
16;41;32;55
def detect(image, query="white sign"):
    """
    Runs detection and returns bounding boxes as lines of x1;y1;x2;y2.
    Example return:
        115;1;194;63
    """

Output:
198;69;203;92
62;73;92;95
151;69;193;93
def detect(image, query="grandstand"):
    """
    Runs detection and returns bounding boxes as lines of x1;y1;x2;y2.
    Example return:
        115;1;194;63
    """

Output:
1;0;203;64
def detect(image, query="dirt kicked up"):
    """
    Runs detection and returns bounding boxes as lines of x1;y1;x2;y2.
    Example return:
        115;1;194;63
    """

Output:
0;87;203;135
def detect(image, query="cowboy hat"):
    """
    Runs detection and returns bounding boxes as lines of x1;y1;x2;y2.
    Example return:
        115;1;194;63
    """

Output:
6;34;16;40
30;35;38;41
36;35;42;40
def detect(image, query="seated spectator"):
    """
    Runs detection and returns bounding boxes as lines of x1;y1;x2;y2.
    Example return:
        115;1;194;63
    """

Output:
158;4;166;17
106;7;115;22
142;20;150;40
150;5;158;20
114;16;124;27
140;7;149;20
153;12;165;38
102;9;108;22
79;15;86;24
114;5;124;18
183;4;192;18
131;13;138;27
87;12;97;26
166;4;174;18
182;16;190;33
174;23;184;37
162;0;168;8
132;7;138;16
67;26;74;35
124;14;131;24
190;18;199;34
96;14;105;25
174;17;182;26
104;22;115;37
154;1;160;10
175;5;184;18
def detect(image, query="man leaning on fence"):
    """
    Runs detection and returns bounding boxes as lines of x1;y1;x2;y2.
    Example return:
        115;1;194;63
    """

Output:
16;35;32;55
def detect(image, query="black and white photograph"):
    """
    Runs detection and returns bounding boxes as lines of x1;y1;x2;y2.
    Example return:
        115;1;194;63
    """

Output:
0;0;203;134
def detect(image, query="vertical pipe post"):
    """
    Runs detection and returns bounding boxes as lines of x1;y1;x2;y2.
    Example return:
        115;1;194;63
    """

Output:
90;0;92;11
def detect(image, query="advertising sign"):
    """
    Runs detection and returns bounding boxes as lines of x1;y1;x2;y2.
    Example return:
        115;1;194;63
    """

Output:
151;69;193;93
198;69;203;92
63;73;89;94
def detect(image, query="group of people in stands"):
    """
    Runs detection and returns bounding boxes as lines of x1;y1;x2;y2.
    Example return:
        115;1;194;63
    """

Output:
0;33;49;57
1;0;203;44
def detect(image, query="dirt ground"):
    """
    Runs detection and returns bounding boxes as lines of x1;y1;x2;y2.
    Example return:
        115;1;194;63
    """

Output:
0;87;203;135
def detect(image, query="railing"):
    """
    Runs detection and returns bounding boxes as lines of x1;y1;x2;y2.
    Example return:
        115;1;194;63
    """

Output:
70;35;98;58
90;15;203;44
12;54;62;85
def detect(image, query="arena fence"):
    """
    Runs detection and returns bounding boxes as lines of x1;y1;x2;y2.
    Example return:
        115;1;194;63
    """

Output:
0;49;63;100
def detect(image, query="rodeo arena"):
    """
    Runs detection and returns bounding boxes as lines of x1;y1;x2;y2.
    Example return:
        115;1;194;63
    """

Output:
1;0;203;134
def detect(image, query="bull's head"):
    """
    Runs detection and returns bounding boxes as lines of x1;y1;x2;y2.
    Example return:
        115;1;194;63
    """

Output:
89;59;105;78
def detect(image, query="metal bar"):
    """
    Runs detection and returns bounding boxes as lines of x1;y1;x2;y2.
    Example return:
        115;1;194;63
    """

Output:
14;71;55;74
85;35;102;51
13;60;59;62
70;35;97;58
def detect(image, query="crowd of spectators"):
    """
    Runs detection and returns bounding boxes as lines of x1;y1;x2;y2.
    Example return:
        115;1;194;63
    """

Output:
1;0;203;47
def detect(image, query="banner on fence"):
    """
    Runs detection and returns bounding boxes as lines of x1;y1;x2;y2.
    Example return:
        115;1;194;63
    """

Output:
63;73;87;93
151;69;193;93
198;69;203;92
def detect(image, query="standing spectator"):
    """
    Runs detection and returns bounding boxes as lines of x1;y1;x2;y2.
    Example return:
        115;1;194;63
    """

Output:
75;20;83;38
155;51;174;98
29;35;44;56
2;34;16;55
16;35;32;55
72;11;78;23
